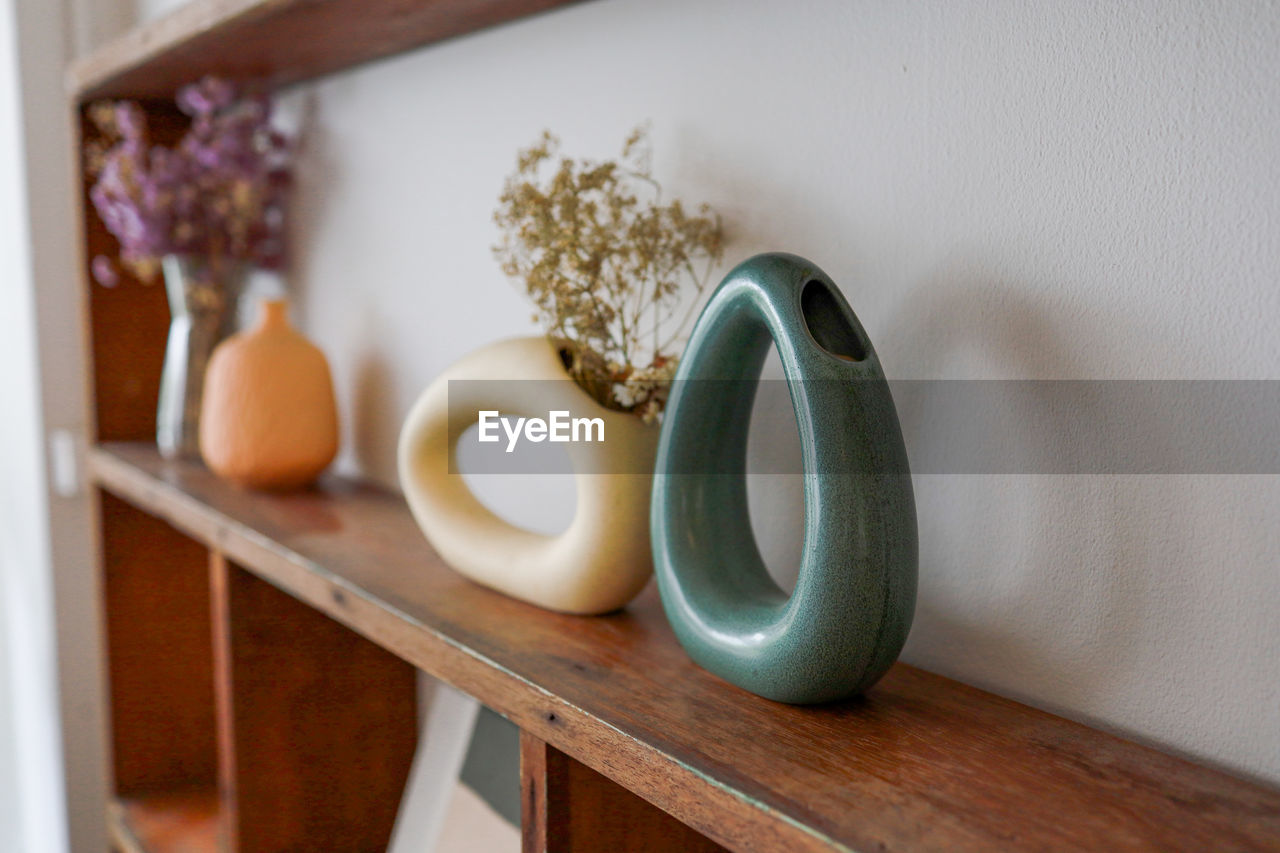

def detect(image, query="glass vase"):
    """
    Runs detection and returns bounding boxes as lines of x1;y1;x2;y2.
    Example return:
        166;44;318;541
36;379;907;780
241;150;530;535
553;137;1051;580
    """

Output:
156;254;247;459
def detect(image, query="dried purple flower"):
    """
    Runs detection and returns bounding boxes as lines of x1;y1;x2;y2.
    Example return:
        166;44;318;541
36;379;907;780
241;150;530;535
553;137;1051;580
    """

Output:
113;101;146;142
85;76;294;284
91;255;119;287
175;75;237;118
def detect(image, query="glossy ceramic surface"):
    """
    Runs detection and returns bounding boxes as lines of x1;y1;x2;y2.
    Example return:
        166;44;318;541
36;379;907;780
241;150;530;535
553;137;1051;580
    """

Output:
651;253;917;703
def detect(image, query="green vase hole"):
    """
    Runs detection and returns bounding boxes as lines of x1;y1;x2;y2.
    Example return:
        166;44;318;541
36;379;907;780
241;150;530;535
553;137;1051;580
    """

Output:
801;278;867;362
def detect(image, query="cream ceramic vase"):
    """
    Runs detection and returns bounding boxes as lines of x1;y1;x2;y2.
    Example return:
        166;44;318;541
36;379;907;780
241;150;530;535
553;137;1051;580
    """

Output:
398;337;658;615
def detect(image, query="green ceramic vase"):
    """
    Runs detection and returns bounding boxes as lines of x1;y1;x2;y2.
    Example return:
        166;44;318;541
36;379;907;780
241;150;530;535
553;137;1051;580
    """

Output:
651;253;917;704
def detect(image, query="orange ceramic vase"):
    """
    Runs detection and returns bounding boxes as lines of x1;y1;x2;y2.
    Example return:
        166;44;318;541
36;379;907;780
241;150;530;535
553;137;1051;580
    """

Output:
199;299;339;490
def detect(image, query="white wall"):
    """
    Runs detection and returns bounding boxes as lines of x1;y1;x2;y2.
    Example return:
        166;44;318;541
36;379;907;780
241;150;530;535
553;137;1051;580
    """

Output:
266;0;1280;788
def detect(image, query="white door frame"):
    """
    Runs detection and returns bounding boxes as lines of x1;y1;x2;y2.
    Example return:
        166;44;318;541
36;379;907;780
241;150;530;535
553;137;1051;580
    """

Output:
2;0;135;850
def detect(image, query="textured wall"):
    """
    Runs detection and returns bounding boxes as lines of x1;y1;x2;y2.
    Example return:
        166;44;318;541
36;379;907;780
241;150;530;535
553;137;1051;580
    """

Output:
145;0;1280;786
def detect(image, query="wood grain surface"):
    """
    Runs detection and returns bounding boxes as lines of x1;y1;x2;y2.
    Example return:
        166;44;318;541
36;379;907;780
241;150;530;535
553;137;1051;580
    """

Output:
90;443;1280;852
109;789;221;853
522;732;725;852
69;0;587;100
210;552;417;851
100;491;219;798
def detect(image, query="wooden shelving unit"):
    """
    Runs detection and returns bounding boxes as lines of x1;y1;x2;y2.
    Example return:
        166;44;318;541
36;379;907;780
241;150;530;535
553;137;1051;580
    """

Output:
89;443;1280;851
72;1;1280;851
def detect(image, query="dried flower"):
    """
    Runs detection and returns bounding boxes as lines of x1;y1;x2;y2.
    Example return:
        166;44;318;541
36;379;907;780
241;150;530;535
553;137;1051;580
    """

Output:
91;255;119;287
85;76;294;286
494;126;724;421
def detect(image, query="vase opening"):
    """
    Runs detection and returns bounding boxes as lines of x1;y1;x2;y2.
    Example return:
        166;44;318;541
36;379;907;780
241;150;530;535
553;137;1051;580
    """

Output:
800;279;867;362
556;345;574;372
258;299;289;328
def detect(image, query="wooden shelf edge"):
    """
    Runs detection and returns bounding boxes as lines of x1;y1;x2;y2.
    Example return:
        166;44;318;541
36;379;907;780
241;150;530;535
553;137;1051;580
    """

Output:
107;801;144;853
69;0;268;98
68;0;587;101
108;789;221;853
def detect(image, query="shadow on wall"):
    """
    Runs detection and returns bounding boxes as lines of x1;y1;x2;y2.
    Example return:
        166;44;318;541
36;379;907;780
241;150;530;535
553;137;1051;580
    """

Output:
667;123;867;277
352;350;401;484
879;268;1197;713
283;91;328;309
741;261;1222;715
285;92;408;488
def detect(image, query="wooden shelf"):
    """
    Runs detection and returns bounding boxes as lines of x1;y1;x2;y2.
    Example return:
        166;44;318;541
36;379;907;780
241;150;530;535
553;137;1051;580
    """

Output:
108;789;220;853
70;2;1280;848
69;0;586;100
88;442;1280;852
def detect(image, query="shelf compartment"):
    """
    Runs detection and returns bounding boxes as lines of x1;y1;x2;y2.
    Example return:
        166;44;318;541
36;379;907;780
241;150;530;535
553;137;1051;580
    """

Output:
108;788;221;853
69;0;587;101
100;491;219;802
211;553;417;850
521;733;725;852
88;442;1280;852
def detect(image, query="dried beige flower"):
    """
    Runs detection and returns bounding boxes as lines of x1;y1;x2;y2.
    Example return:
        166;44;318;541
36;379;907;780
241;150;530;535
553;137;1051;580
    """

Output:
494;126;724;421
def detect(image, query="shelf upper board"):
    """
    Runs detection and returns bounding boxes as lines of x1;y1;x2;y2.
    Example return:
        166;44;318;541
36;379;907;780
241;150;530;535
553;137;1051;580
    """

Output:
69;0;584;100
88;442;1280;852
